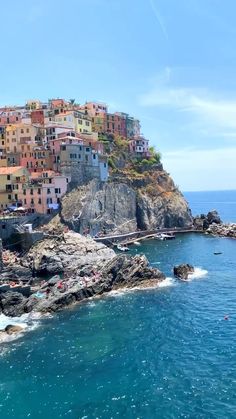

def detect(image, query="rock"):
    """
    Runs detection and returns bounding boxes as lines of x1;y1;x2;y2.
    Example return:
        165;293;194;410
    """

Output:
193;210;222;231
4;325;24;335
207;210;222;225
102;254;165;288
48;275;61;286
206;223;236;239
0;291;26;317
24;254;166;314
173;264;194;280
60;175;193;235
22;232;115;276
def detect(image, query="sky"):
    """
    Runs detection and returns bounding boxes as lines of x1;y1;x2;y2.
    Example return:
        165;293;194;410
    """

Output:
0;0;236;191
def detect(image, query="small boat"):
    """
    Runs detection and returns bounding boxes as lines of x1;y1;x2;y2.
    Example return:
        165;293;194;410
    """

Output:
133;241;141;246
214;252;222;255
117;244;129;252
154;233;176;241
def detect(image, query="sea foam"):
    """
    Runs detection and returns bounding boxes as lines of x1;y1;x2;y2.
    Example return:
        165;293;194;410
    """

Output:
188;267;208;279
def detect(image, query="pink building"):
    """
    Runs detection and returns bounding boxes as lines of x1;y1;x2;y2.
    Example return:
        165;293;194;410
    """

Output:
19;170;70;214
0;110;22;125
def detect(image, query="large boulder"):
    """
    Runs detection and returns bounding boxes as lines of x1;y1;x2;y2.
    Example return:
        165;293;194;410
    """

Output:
207;210;222;225
173;264;194;280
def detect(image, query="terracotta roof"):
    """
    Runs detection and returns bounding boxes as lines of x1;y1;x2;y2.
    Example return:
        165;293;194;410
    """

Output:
0;166;25;175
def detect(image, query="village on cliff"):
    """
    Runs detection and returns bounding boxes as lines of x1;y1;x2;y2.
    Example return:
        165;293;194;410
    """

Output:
0;98;150;215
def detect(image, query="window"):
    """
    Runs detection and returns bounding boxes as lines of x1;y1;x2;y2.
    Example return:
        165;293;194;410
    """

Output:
38;198;42;204
78;119;82;125
24;199;27;205
86;147;90;152
93;154;96;159
7;175;10;180
31;199;34;204
21;129;24;134
15;194;18;200
104;163;107;168
47;188;51;194
85;121;90;126
23;189;26;195
26;128;29;133
61;145;66;151
30;189;33;195
8;194;11;200
2;224;6;230
38;188;41;195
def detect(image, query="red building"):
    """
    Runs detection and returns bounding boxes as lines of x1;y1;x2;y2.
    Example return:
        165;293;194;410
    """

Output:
31;110;44;125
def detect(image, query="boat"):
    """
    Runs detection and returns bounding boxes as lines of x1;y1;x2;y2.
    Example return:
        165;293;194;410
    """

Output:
154;233;176;241
214;252;222;255
117;244;129;252
133;241;141;246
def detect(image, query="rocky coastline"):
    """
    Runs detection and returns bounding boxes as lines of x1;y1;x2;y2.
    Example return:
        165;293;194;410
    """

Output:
206;223;236;239
0;232;166;340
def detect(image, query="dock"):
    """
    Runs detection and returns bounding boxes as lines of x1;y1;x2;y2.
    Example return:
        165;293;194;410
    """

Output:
94;227;202;246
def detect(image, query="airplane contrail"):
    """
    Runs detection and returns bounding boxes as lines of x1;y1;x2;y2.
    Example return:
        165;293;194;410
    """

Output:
149;0;168;40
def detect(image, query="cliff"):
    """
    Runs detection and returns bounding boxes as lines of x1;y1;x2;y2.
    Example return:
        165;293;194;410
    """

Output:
59;166;192;235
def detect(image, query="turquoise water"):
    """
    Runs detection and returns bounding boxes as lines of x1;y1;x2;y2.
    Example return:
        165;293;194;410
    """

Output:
184;190;236;222
0;232;236;418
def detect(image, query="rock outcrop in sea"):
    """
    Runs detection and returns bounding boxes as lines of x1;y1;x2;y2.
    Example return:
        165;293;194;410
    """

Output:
193;210;222;231
206;223;236;239
0;232;166;319
173;264;194;280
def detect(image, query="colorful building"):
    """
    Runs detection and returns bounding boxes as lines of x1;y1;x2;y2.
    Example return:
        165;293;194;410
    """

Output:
0;166;30;209
19;170;69;214
129;136;150;157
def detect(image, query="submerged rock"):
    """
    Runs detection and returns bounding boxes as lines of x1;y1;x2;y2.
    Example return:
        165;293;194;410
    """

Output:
173;264;194;280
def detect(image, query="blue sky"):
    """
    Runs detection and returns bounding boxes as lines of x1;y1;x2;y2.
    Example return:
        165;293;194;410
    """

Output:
0;0;236;191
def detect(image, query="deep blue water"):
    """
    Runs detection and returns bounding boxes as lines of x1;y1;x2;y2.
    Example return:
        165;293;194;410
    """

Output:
0;192;236;418
184;190;236;223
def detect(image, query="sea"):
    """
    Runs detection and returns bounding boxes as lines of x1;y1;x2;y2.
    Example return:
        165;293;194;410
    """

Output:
0;190;236;419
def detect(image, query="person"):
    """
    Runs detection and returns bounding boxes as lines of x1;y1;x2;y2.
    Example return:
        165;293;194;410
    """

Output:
46;287;51;298
57;281;63;290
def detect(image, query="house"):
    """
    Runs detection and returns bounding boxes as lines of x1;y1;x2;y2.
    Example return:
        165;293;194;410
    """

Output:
60;142;108;185
19;170;70;214
129;136;150;157
0;166;30;209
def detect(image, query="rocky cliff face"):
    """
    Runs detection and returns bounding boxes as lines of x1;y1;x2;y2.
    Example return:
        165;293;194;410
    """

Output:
60;168;192;234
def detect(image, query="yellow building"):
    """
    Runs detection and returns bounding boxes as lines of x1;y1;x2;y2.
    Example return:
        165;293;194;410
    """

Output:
0;166;30;209
0;127;7;167
26;100;41;110
5;124;39;155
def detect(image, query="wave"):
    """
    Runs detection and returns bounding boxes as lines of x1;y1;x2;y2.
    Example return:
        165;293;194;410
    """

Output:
158;277;176;287
188;267;208;280
0;312;44;346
